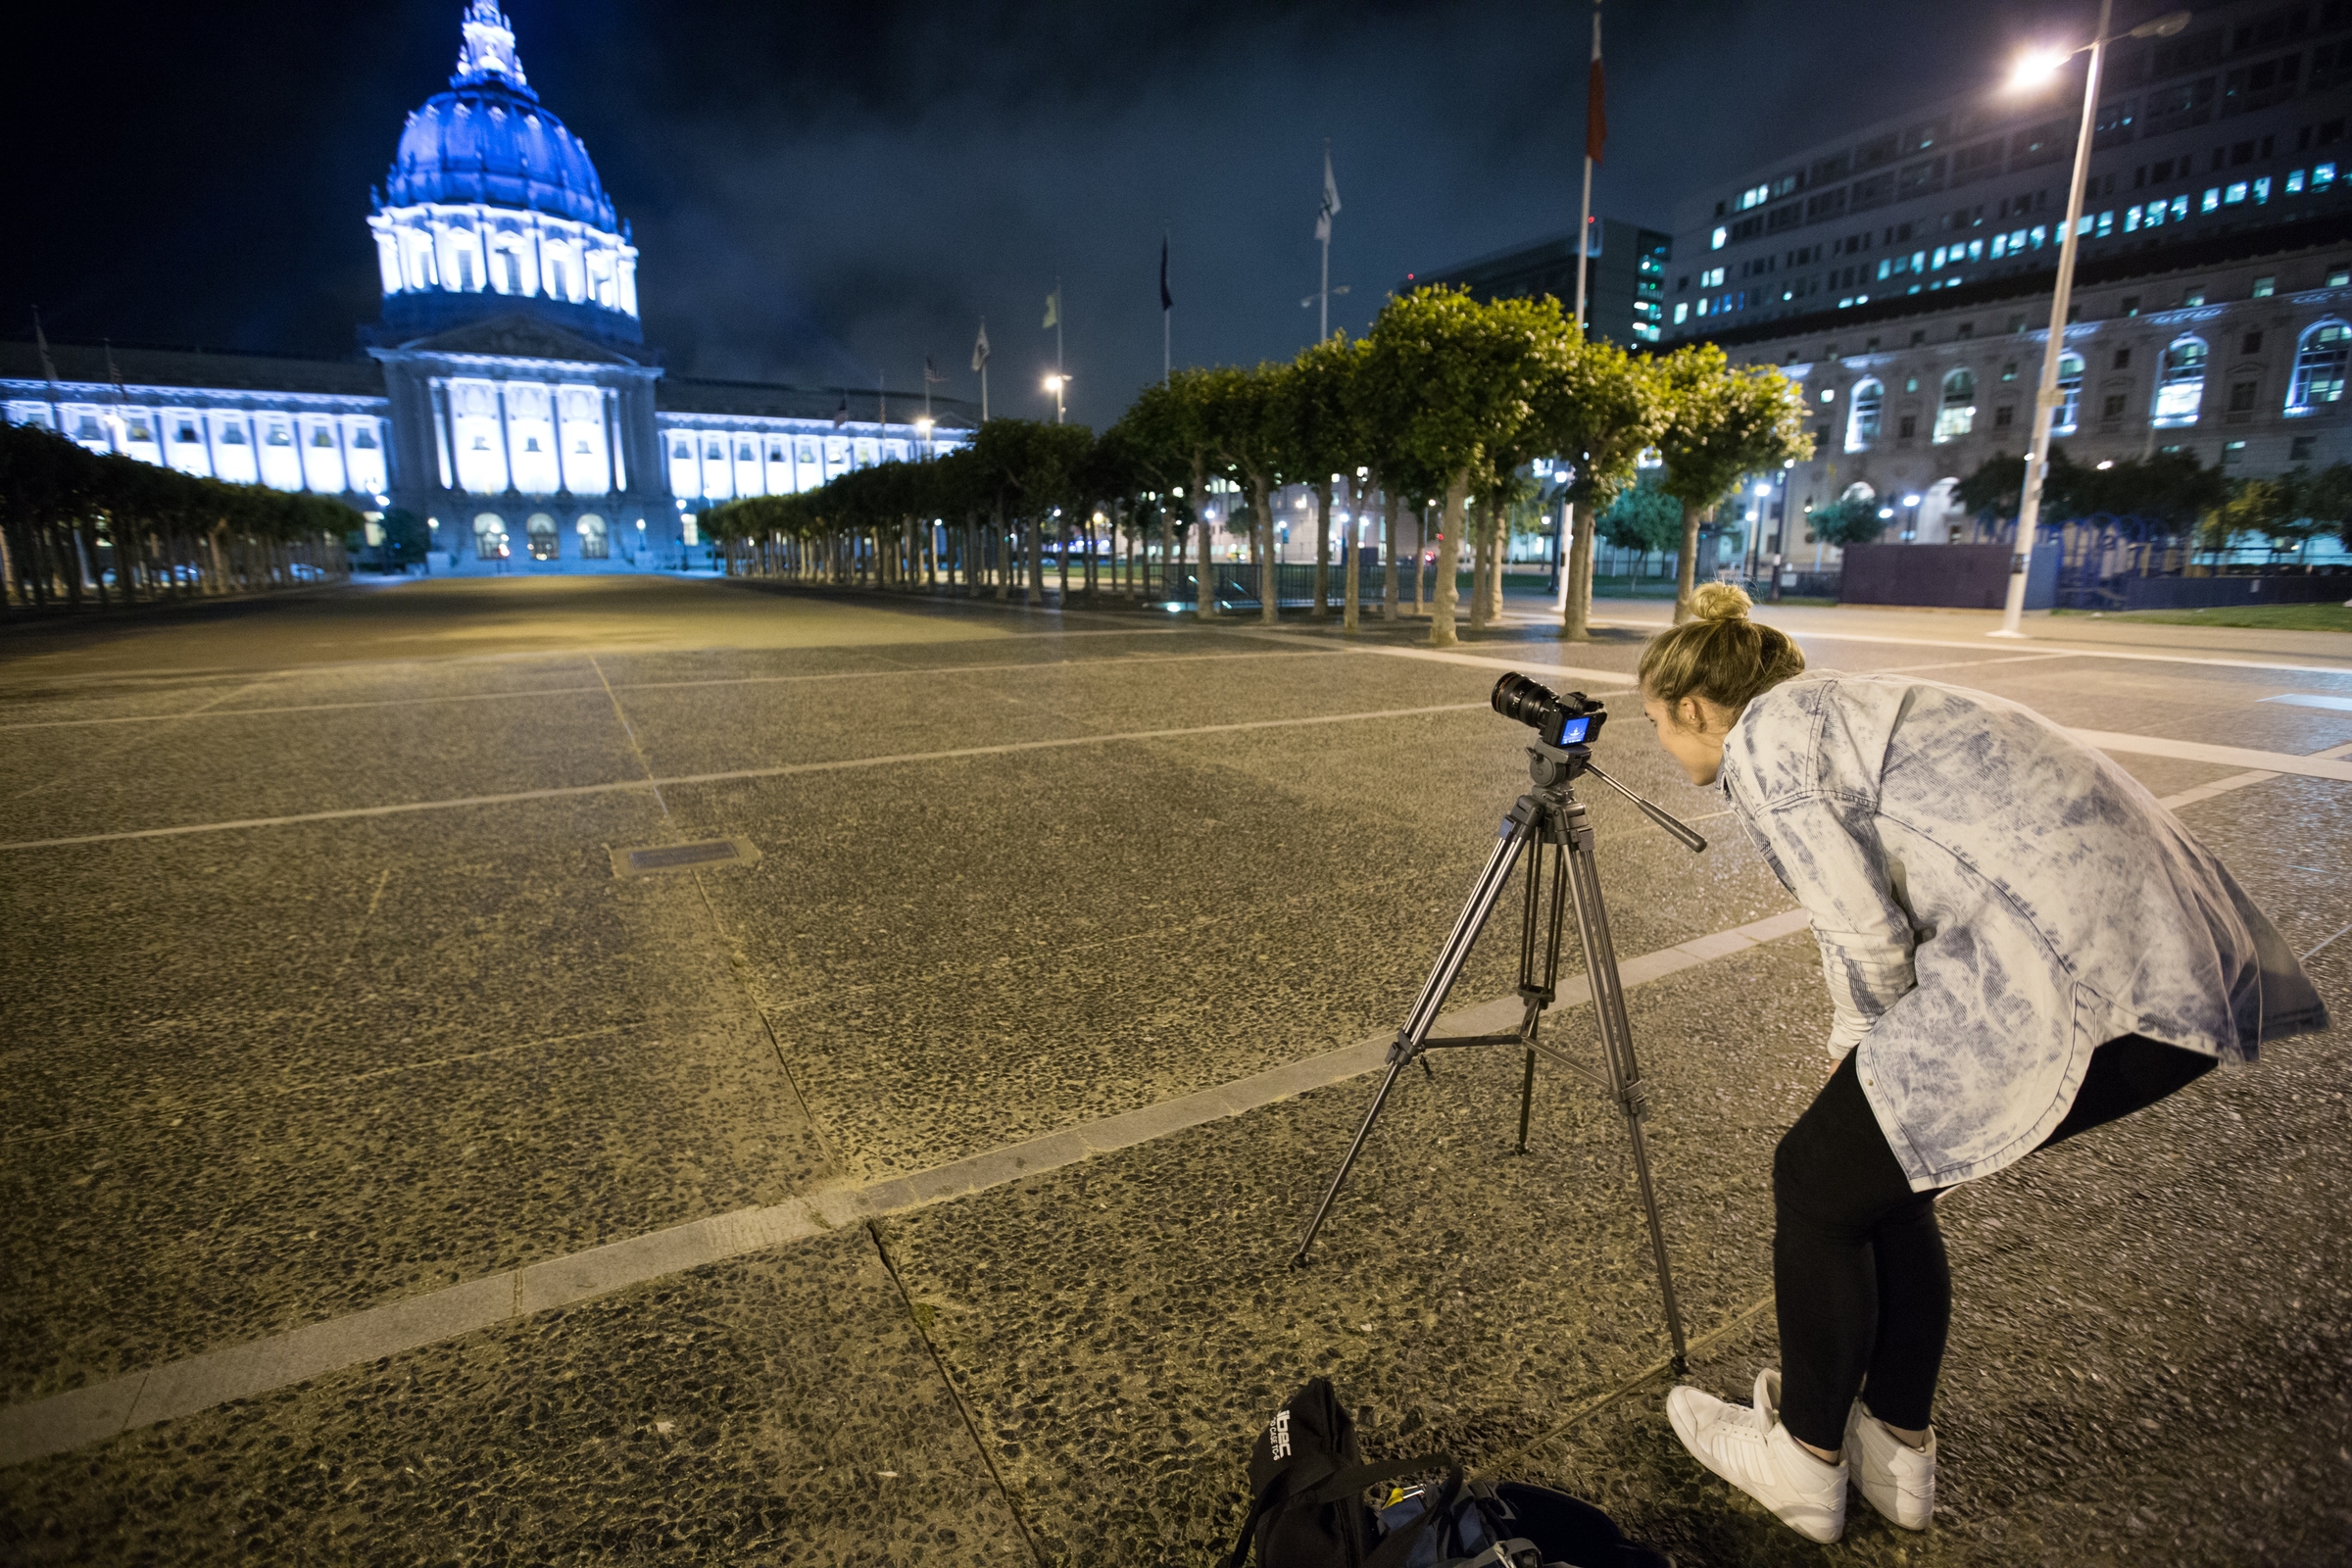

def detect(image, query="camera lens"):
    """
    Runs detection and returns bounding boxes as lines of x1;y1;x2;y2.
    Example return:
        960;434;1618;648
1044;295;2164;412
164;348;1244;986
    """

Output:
1492;672;1580;731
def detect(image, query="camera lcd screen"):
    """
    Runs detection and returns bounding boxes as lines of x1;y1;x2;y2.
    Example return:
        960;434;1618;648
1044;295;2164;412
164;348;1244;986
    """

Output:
1554;715;1591;745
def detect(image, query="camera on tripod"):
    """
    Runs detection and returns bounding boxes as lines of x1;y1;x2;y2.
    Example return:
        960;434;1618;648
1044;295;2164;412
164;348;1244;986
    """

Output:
1491;673;1607;750
1293;670;1709;1372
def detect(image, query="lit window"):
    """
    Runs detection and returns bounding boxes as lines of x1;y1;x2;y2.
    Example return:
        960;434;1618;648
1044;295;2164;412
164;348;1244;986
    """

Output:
2224;182;2248;205
2286;319;2349;413
311;426;334;447
2170;195;2188;220
2182;288;2205;307
2125;207;2141;232
2287;169;2307;193
1845;378;1884;451
2316;163;2337;189
2001;361;2018;381
2201;187;2221;212
1932;368;1976;444
2333;267;2352;286
2011;227;2028;252
2254;176;2272;203
1673;302;1689;323
2221;439;2246;466
1993;234;2009;256
1968;238;1984;261
2152;336;2208;426
2077;214;2095;236
266;424;291;446
2096;210;2114;236
2053;353;2083;433
1711;226;1728;249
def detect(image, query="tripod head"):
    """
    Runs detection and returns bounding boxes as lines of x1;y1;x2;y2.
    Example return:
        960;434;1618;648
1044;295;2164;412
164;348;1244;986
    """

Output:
1526;742;1710;855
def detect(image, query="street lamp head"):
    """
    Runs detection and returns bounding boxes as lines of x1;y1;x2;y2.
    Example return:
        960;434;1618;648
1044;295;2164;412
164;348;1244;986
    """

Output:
1043;374;1066;393
1902;493;1923;506
1878;507;1896;518
2129;10;2193;39
2007;47;2069;90
1754;482;1772;496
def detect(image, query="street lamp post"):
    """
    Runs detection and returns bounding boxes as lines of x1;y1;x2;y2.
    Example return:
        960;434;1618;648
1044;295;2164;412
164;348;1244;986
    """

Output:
1744;478;1774;586
1996;3;2190;636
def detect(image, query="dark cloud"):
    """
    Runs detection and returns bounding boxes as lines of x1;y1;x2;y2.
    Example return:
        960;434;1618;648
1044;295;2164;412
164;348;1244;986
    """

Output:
3;0;2056;426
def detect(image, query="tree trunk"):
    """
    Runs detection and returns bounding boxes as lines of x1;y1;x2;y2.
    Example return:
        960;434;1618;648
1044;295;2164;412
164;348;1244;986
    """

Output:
1469;495;1493;631
1342;476;1364;631
1251;476;1279;625
1382;488;1399;620
1674;501;1705;623
1483;501;1507;623
1428;471;1470;647
1192;456;1215;620
1409;507;1424;616
1311;479;1333;619
1562;502;1597;641
1027;515;1044;605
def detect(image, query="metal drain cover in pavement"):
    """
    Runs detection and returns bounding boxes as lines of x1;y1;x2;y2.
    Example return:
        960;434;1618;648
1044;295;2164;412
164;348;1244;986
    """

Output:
611;837;760;878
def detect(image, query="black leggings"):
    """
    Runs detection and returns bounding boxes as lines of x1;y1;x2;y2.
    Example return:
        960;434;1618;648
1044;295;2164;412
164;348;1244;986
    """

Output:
1771;1034;2216;1451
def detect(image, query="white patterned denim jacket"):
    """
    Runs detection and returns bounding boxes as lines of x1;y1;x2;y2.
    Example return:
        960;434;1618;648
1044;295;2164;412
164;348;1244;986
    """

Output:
1720;672;2329;1192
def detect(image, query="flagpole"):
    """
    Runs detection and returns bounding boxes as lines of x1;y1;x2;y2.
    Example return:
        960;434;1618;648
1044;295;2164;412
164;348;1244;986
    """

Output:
1572;5;1598;340
1320;144;1332;342
1055;274;1064;383
1162;225;1172;383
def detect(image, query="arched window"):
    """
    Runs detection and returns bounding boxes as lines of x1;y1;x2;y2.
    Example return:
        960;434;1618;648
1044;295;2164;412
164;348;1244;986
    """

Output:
2152;335;2208;426
2286;318;2349;414
576;514;610;560
526;513;561;561
2052;352;2083;434
473;514;508;559
1845;378;1884;451
1932;368;1976;444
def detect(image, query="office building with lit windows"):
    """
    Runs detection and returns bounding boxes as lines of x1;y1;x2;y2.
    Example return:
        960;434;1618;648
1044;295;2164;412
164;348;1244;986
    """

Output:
1657;0;2350;572
0;3;970;571
1404;218;1672;345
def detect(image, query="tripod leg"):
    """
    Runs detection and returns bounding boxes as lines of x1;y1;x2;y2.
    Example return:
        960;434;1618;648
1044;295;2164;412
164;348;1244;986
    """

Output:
1556;794;1692;1373
1514;1049;1536;1153
1292;1054;1407;1267
1294;805;1540;1265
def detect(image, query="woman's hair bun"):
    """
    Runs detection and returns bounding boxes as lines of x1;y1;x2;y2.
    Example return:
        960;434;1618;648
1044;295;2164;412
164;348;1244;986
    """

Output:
1689;582;1753;623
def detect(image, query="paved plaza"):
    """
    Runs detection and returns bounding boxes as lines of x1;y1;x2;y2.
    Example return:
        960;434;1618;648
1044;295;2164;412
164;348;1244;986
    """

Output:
1;577;2346;1565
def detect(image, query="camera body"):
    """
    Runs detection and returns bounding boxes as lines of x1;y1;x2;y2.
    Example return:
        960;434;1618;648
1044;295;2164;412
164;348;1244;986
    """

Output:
1492;673;1608;750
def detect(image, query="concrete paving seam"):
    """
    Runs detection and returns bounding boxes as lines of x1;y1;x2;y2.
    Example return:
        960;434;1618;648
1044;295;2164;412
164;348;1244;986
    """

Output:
0;908;1814;1468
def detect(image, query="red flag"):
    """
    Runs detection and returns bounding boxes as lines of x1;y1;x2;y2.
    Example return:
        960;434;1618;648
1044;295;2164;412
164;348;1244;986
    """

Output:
1585;16;1606;164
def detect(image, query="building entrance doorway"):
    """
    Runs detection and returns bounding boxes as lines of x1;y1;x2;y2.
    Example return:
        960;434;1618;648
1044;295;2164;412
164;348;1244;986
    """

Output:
472;514;509;560
526;514;560;561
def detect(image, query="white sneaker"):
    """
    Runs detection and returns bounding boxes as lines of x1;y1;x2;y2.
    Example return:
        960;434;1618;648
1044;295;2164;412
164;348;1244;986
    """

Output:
1845;1401;1936;1529
1665;1369;1847;1544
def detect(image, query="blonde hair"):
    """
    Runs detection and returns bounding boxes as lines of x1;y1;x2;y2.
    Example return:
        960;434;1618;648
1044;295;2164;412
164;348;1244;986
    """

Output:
1639;583;1805;717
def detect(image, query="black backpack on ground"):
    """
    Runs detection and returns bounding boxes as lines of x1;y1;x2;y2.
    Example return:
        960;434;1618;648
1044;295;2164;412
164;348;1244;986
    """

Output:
1219;1377;1458;1568
1220;1379;1673;1568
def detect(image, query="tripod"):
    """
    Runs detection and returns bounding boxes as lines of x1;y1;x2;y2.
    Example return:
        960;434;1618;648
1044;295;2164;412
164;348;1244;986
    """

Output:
1291;738;1709;1371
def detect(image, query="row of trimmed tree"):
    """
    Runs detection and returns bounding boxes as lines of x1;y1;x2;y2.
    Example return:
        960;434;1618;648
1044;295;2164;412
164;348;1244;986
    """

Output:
0;421;359;612
1951;447;2352;559
704;285;1816;645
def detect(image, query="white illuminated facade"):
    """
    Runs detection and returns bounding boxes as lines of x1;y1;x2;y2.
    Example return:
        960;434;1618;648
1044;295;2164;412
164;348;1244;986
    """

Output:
0;1;972;571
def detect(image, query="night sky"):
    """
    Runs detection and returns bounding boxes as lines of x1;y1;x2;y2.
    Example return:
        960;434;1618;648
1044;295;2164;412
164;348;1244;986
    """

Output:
4;0;2060;427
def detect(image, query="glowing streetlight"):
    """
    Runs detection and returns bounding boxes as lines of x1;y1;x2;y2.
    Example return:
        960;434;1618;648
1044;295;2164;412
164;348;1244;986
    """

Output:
1994;5;2190;635
1043;373;1068;424
2006;48;2069;90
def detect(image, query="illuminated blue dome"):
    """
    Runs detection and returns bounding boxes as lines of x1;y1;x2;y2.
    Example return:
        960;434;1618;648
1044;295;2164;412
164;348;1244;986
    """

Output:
368;3;641;348
382;4;615;228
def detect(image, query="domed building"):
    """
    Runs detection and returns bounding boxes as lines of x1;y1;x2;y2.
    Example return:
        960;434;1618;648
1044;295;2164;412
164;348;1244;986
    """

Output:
2;2;973;574
368;2;640;349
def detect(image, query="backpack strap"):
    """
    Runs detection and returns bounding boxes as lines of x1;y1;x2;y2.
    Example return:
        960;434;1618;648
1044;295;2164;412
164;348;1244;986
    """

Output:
1216;1454;1340;1568
1361;1466;1466;1568
1300;1453;1455;1505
